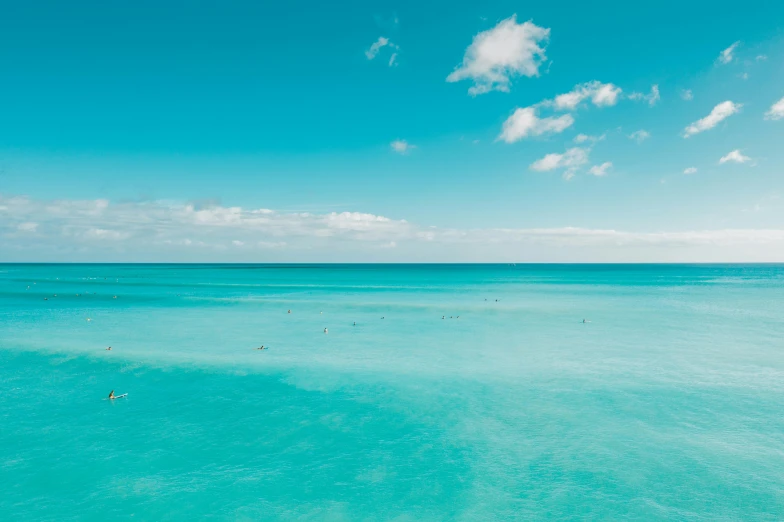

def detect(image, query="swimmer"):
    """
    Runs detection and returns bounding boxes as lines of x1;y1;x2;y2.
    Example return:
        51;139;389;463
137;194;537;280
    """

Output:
106;346;112;351
442;316;445;319
44;297;48;301
113;296;117;299
353;322;356;326
257;345;265;350
324;328;328;334
287;309;291;314
108;390;117;400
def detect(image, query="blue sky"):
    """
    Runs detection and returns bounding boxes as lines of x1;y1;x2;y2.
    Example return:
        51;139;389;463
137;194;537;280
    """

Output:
2;0;784;261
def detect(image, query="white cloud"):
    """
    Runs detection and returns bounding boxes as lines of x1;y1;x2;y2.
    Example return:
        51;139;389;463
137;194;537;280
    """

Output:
719;149;751;164
629;130;650;143
498;107;574;143
17;222;38;232
232;240;244;246
683;167;698;175
573;133;605;144
683;101;742;137
390;139;416;154
365;37;390;59
551;81;622;110
756;55;768;61
588;162;612;177
446;15;550;95
5;194;784;261
681;89;693;101
628;84;660;106
738;72;749;80
530;147;589;178
718;41;740;64
365;37;398;66
764;96;784;121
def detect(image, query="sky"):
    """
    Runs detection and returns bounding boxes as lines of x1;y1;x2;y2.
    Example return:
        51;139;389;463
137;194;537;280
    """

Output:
1;0;784;262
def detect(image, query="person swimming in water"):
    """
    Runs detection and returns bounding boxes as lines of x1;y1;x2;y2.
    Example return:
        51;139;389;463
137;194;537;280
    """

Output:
106;346;112;351
353;322;356;326
324;328;328;334
287;309;291;314
256;345;265;350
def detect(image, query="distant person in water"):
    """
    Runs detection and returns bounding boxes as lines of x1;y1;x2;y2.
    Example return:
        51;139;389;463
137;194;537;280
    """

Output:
324;328;328;333
257;345;265;350
287;309;291;314
106;346;112;351
108;390;117;399
353;322;356;326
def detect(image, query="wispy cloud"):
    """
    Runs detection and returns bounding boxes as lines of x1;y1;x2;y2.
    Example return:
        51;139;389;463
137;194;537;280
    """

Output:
530;147;589;179
681;89;693;101
498;107;574;142
764;96;784;121
588;162;612;177
629;130;650;143
683;101;741;137
573;133;605;144
365;36;398;66
718;41;740;64
684;167;698;175
447;15;550;95
4;195;784;261
719;149;751;164
549;81;622;110
628;85;660;106
390;139;416;154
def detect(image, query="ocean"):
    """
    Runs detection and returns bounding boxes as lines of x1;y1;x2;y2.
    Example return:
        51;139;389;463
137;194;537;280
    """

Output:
1;264;783;520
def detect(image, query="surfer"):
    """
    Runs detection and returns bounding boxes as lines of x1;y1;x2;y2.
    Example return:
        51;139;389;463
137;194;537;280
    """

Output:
256;345;265;350
108;390;117;400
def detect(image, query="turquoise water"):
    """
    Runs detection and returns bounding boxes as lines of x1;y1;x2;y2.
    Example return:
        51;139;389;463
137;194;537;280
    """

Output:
2;264;784;520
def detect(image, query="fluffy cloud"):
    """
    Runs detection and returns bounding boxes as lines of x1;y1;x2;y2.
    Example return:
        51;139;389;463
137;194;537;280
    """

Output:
683;101;741;137
588;162;612;176
530;147;589;179
499;81;621;142
719;150;751;164
447;15;550;95
628;84;660;106
718;41;740;64
629;130;650;143
683;167;698;175
764;96;784;121
681;89;693;101
498;107;574;143
390;139;416;154
550;81;622;110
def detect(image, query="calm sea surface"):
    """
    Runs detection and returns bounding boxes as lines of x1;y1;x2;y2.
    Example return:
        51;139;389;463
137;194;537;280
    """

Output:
1;264;783;520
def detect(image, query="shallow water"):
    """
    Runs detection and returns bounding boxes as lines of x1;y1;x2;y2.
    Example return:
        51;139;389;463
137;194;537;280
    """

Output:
2;264;783;519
